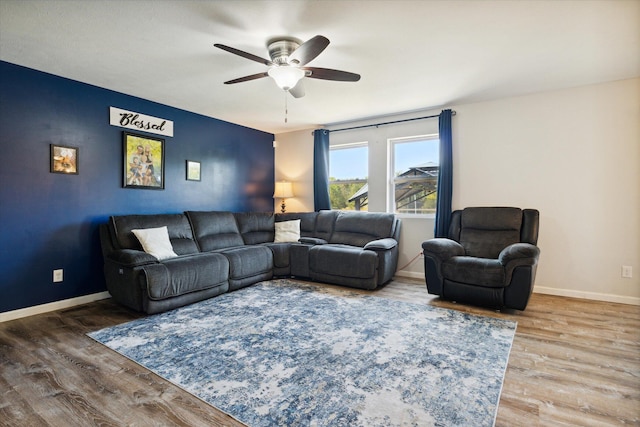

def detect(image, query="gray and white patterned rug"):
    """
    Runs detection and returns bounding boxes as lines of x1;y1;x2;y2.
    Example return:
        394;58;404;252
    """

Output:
89;280;516;426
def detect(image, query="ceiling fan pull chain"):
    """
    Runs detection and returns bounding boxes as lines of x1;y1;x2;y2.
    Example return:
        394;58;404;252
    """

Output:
284;90;288;123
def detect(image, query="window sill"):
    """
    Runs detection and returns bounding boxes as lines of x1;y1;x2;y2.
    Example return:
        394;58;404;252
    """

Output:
393;213;436;220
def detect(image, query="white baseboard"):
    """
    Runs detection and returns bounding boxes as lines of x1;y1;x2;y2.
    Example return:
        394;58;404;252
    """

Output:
0;291;112;323
533;286;640;306
394;270;425;280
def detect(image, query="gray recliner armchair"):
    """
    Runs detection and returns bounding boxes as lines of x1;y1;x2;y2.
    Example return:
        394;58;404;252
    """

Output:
422;207;540;310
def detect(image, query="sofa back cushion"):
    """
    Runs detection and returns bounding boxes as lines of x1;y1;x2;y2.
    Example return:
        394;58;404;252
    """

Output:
276;212;319;239
459;207;523;258
329;211;396;247
315;210;338;241
110;214;199;255
186;211;244;251
235;212;275;244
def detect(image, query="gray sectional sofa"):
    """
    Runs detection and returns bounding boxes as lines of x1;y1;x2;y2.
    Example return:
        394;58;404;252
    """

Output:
99;210;401;314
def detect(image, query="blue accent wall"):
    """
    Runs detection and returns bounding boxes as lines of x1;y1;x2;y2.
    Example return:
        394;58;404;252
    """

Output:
0;61;274;313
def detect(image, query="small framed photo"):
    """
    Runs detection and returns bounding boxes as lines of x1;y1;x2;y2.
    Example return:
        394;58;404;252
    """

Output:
186;160;201;181
50;144;78;174
123;132;164;189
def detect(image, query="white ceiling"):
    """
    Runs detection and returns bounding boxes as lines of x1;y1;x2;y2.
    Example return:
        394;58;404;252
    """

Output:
1;0;638;135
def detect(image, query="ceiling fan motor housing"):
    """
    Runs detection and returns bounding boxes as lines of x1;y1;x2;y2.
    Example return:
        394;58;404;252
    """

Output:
268;38;301;65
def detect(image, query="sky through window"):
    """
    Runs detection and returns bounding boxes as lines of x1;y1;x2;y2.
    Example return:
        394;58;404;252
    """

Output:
330;140;439;180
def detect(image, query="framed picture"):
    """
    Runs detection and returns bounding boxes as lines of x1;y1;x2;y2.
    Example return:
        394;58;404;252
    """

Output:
123;132;165;189
186;160;201;181
50;144;78;174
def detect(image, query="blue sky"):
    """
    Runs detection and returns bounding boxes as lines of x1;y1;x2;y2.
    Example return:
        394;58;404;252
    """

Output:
330;139;439;180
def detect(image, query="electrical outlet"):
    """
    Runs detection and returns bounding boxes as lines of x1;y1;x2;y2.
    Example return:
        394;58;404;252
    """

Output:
622;265;633;279
53;269;63;283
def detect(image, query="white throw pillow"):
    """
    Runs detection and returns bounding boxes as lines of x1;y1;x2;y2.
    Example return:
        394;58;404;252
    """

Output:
274;220;301;243
131;226;178;260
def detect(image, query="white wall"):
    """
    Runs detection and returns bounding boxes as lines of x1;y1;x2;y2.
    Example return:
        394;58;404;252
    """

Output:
275;78;640;304
273;129;314;214
453;78;639;304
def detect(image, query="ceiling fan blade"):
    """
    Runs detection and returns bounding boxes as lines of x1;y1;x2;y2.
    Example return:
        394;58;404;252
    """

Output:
303;67;361;82
214;44;273;66
223;72;269;84
289;80;305;98
289;35;330;66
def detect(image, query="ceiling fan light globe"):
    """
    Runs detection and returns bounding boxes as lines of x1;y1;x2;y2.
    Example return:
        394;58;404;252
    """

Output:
268;66;305;90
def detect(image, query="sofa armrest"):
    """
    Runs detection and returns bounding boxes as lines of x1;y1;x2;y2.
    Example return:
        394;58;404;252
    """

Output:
421;238;465;261
498;243;540;266
364;238;397;251
298;237;328;245
106;249;158;267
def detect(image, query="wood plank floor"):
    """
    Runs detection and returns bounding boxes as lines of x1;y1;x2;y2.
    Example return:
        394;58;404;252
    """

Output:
1;278;638;426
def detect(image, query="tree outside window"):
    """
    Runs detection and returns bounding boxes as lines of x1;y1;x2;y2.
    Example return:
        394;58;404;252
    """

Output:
329;143;368;211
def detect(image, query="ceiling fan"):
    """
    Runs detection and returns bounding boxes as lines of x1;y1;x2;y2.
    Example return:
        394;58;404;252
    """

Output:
214;35;360;98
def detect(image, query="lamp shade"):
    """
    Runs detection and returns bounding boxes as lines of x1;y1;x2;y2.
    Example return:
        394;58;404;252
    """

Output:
268;66;305;91
273;181;294;198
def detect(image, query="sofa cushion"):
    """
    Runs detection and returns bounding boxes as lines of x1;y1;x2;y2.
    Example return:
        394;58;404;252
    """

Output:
235;212;275;244
330;211;396;247
315;210;338;241
140;253;230;300
309;244;378;279
110;214;199;255
132;226;178;260
219;246;273;280
186;211;244;251
274;220;300;242
459;207;522;258
442;256;506;288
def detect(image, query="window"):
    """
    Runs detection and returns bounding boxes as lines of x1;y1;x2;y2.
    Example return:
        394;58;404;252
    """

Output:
388;134;439;215
329;142;368;211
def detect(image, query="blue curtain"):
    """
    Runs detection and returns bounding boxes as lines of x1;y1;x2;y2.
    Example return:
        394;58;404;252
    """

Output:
313;129;331;211
434;109;453;237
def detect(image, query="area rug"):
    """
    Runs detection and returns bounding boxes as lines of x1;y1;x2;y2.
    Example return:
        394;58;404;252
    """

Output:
88;280;516;426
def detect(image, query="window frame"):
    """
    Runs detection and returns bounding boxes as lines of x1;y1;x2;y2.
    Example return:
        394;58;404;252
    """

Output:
329;141;369;211
387;133;439;219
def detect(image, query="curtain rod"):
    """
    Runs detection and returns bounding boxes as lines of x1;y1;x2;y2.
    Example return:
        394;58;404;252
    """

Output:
325;110;456;134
